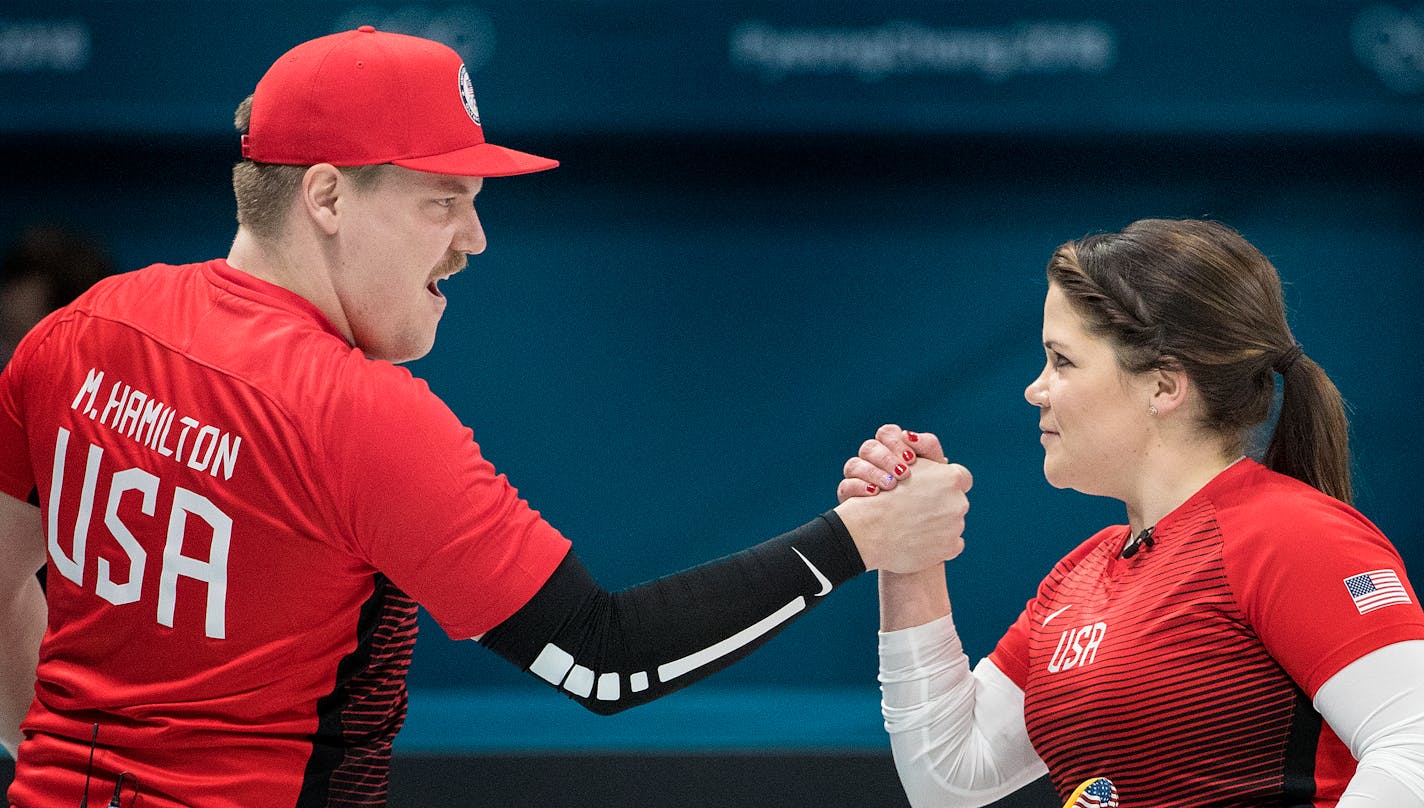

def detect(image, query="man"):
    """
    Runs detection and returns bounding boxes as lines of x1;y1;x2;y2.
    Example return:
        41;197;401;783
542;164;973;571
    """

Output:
0;28;970;807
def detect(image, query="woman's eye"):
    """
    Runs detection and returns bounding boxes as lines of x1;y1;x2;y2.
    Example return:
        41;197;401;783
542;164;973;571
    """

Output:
435;198;456;208
1051;352;1072;368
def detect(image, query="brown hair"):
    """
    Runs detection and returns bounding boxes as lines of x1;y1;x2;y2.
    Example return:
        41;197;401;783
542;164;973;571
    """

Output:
1046;218;1352;503
231;95;384;239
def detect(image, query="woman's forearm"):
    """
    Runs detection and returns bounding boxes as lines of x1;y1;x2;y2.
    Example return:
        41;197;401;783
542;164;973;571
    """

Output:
880;565;951;631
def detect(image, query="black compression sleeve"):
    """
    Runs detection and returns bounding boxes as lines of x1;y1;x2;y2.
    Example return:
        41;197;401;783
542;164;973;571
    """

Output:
478;511;864;715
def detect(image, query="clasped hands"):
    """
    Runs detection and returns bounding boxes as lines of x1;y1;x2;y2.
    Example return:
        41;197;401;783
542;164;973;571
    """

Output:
831;423;971;574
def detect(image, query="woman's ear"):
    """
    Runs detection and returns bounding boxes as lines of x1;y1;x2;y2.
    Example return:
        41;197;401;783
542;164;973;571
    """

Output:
1149;361;1190;416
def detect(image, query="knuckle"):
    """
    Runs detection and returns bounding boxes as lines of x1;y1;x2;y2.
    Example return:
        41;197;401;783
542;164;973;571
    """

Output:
948;463;973;490
875;423;902;442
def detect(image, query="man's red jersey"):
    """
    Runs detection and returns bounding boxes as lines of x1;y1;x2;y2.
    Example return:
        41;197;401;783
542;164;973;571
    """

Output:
0;260;571;807
990;459;1424;807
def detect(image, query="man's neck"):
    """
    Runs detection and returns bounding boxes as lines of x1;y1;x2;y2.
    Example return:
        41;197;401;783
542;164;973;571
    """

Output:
227;228;353;345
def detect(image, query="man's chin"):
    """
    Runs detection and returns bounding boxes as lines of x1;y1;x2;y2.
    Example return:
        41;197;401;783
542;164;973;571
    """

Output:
365;330;438;365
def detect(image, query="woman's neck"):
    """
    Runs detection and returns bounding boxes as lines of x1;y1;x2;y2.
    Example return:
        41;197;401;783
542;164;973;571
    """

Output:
1123;441;1241;533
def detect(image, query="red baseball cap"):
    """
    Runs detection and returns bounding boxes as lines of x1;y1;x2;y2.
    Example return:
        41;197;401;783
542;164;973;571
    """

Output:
241;26;557;177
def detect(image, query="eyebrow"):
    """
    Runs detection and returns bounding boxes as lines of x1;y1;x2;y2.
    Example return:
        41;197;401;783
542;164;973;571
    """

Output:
428;177;480;196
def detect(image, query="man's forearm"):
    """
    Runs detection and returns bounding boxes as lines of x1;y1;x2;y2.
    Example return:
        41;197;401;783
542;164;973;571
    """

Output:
480;513;863;714
0;575;44;757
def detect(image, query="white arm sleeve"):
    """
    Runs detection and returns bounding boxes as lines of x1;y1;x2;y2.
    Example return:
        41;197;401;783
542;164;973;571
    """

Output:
1316;640;1424;807
880;613;1048;808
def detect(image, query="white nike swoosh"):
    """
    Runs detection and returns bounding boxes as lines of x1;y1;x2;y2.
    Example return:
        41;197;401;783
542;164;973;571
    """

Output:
1043;604;1073;626
793;548;833;597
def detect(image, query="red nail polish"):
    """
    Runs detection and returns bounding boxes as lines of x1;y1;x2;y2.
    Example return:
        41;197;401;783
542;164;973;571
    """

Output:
894;464;907;476
866;484;878;494
902;450;914;462
907;431;919;442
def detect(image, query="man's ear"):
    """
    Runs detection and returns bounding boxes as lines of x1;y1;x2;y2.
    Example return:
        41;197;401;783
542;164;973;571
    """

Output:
300;164;344;236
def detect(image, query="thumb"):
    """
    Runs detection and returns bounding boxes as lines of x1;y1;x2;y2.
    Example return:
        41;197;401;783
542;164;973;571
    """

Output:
905;429;947;463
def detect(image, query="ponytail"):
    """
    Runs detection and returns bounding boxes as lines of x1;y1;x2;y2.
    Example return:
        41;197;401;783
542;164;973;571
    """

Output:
1263;351;1353;503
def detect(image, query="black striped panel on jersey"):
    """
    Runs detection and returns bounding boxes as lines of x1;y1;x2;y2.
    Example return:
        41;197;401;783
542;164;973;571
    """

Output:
297;574;419;807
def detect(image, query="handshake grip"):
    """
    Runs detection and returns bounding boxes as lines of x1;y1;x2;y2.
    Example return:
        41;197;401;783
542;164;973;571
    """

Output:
833;459;972;574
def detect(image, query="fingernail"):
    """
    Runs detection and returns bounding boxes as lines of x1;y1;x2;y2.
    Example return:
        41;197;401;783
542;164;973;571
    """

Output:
907;431;919;442
884;475;895;486
866;484;878;494
901;450;914;462
894;464;907;476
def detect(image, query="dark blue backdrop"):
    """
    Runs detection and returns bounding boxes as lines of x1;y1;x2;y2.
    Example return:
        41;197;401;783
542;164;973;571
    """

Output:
1;1;1420;754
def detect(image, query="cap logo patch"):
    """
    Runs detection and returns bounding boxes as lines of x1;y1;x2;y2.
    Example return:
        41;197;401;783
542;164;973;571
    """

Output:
458;64;481;126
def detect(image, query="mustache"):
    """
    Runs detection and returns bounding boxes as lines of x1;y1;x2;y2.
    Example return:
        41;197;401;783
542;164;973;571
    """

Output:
434;252;467;278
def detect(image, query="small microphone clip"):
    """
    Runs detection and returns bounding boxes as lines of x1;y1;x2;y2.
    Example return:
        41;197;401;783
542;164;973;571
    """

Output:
1121;526;1156;559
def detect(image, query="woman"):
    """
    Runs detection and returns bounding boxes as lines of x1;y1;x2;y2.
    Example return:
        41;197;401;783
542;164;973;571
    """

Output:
842;219;1424;807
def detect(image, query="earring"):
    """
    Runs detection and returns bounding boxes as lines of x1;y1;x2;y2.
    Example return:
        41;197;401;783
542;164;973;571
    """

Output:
1148;404;1159;416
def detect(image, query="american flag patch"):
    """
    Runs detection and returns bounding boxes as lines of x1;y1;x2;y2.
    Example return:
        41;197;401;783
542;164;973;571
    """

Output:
1344;569;1411;615
1064;776;1118;808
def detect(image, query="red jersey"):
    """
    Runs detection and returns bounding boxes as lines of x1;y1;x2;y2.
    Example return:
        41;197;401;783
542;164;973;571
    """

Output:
990;459;1424;807
0;260;571;807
